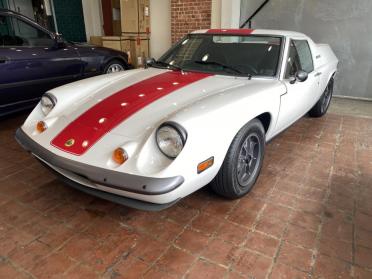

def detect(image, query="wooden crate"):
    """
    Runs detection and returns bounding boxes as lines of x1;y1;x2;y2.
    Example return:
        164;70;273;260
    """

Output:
120;0;150;34
121;34;150;67
90;36;102;46
102;36;123;51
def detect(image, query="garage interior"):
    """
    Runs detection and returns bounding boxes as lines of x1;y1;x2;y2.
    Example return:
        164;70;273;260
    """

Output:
1;0;372;278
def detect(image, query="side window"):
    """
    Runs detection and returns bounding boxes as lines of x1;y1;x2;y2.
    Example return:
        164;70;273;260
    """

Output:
12;17;54;47
0;15;23;47
293;40;314;73
285;40;314;79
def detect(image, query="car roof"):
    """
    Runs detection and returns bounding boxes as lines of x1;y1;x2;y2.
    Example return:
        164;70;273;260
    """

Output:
191;29;308;39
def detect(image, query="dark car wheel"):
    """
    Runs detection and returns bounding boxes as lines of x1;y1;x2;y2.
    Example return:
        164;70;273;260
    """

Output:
309;77;334;118
104;60;126;74
211;119;265;199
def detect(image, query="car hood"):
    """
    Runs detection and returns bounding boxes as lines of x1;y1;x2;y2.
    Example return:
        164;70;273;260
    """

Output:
46;68;279;156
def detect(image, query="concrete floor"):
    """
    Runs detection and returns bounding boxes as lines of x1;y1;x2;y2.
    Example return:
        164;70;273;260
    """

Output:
0;99;372;279
330;97;372;119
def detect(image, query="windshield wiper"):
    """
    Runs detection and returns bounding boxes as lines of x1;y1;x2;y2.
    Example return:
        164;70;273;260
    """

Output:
194;60;244;75
152;60;183;71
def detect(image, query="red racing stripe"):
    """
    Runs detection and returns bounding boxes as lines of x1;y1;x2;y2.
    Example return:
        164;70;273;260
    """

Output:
51;71;211;156
206;29;254;35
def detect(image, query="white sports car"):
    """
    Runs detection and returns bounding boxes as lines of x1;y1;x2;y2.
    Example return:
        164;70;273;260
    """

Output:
16;29;338;211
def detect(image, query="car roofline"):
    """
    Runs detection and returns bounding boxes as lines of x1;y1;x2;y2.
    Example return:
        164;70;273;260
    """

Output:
0;8;54;36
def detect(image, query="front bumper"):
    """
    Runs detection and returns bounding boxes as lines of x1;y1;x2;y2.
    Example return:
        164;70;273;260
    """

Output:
15;128;183;211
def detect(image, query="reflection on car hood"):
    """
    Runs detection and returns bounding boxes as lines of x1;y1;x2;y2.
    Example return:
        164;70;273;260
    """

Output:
48;68;279;154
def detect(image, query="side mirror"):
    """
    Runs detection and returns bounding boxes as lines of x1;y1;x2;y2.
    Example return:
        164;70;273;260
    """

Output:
53;33;66;49
290;70;308;84
144;57;156;68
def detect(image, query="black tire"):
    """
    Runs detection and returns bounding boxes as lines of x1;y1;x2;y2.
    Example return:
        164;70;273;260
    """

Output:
104;59;127;74
211;119;265;199
309;77;334;118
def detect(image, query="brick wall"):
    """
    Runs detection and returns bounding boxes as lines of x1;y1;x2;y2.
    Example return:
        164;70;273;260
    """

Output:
171;0;212;43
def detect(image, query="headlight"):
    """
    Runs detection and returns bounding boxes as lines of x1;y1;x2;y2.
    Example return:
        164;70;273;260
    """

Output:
156;122;187;159
40;93;57;116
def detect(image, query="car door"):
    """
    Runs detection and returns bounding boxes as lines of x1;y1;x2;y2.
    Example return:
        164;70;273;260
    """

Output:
0;13;83;115
275;38;320;133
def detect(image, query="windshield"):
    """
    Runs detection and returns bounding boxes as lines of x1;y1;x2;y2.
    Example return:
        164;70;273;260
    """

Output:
158;34;283;77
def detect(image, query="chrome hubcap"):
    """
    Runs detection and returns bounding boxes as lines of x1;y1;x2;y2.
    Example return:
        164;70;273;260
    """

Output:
106;64;124;74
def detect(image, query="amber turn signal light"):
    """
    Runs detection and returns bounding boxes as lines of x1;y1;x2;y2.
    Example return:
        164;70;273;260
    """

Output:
197;157;214;174
36;121;47;133
112;148;128;165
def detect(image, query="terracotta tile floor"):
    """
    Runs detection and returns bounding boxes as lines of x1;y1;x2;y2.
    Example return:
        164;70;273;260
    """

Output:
0;112;372;279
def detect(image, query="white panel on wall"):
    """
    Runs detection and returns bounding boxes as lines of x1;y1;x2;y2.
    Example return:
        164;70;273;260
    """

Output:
149;0;171;59
82;0;103;41
211;0;221;28
221;0;241;28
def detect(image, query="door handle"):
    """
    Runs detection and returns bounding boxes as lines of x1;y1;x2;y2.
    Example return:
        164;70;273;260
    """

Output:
315;72;322;77
0;57;9;63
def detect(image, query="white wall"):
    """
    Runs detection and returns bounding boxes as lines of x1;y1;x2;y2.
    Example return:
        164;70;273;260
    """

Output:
211;0;221;28
149;0;171;59
82;0;103;41
241;0;372;99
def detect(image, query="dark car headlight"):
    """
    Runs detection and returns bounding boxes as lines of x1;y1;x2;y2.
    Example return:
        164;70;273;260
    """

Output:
40;93;57;116
156;122;187;159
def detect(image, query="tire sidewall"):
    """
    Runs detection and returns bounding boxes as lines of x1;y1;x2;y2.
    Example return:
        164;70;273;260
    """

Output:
225;120;265;197
322;78;334;114
104;60;126;74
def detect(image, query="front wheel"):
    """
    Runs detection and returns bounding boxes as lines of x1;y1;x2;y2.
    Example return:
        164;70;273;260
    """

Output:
309;77;334;117
211;119;265;199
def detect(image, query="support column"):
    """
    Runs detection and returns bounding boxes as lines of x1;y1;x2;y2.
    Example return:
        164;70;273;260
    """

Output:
220;0;241;28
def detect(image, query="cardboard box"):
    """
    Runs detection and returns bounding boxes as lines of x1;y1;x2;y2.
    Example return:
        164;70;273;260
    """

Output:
121;34;150;67
121;0;150;34
112;20;122;36
138;0;150;33
102;36;123;51
90;36;102;46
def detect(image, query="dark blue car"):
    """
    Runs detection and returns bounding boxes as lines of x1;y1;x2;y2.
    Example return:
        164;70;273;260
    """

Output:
0;9;130;117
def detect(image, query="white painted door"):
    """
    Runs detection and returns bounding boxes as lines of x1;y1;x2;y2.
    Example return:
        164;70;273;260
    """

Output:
275;39;320;133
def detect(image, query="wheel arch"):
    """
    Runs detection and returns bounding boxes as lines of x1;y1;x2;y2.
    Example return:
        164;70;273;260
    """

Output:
329;71;337;82
216;113;271;170
102;57;130;73
256;112;272;134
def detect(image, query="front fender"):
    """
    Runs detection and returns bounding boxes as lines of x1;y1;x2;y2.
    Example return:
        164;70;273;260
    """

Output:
146;80;285;195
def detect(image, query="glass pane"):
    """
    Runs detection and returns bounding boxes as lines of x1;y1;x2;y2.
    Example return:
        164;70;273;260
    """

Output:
12;18;53;47
285;41;301;79
160;34;282;77
0;15;23;46
293;40;314;73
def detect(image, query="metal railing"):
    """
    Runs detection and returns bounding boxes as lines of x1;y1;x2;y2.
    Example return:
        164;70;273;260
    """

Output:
240;0;271;29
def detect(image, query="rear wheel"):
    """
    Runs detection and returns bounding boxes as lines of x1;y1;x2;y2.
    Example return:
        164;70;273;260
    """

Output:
309;77;334;117
211;119;265;199
104;60;126;74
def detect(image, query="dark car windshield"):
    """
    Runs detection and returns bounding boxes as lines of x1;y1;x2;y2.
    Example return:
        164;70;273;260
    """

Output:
158;34;282;77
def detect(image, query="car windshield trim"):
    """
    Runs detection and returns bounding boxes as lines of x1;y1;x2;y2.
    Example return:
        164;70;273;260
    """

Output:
151;60;183;71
